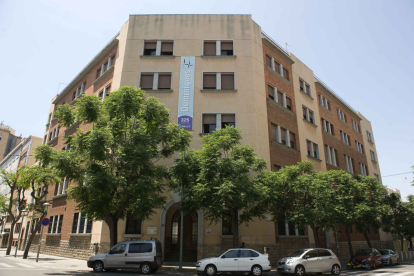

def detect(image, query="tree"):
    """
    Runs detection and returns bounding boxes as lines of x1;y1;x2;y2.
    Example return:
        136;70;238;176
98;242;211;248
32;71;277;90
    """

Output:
0;168;28;255
171;127;268;248
0;194;8;230
353;175;387;248
52;86;191;247
20;145;59;259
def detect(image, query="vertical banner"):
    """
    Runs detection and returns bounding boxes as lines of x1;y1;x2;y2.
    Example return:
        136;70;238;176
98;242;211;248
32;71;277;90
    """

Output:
177;56;195;130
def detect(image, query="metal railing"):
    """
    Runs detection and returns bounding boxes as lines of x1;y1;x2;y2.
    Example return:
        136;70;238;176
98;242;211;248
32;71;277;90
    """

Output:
314;75;358;114
261;30;290;55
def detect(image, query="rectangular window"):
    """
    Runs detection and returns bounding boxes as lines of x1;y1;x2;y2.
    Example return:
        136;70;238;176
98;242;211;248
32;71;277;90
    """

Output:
370;150;376;162
125;213;142;234
340;131;351;146
285;96;292;110
72;212;92;234
143;41;157;56
222;212;233;235
359;163;368;176
367;131;373;142
267;85;274;100
278;221;303;236
202;114;216;134
221;114;236;129
374;173;380;182
96;55;114;79
325;145;338;167
322;118;334;135
290;132;296;149
352;120;360;133
202;113;235;134
283;67;289;80
288;222;296;236
204;41;216;56
303;106;315;124
221;73;235;90
299;79;311;97
337;108;347;123
274;60;281;74
140;73;154;90
356;141;364;154
273;165;284;172
278;221;286;236
307;140;320;159
203;73;216;89
344;155;354;174
158;74;172;90
220;41;233;56
266;55;272;67
277;91;283;104
161;41;173;55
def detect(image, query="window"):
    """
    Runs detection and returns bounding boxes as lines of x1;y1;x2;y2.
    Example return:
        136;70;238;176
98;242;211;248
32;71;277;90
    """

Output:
344;155;354;174
367;131;373;142
204;40;233;56
370;150;376;162
318;249;332;257
203;72;235;90
47;215;63;234
222;212;234;235
374;173;380;182
97;85;111;101
325;145;338;167
43;135;47;145
96;55;114;79
322;119;334;135
278;221;305;236
224;250;239;258
302;106;315;124
337;108;347;123
285;96;292;110
202;113;235;134
273;165;284;172
266;54;289;80
299;79;311;97
74;82;86;99
140;72;172;90
307;140;320;159
161;41;173;55
352;120;360;133
355;141;364;154
56;177;68;195
270;124;296;149
143;41;156;56
110;243;127;254
128;243;153;253
125;213;142;234
72;212;92;234
340;131;351;146
359;163;368;176
318;94;331;110
283;67;289;80
267;85;275;100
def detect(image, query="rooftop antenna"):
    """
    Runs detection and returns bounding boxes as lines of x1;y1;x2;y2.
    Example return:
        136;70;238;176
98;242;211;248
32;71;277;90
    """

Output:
285;42;291;52
56;82;68;95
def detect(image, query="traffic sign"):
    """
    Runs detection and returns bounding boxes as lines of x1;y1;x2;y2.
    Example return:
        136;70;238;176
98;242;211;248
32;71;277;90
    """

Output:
41;218;50;226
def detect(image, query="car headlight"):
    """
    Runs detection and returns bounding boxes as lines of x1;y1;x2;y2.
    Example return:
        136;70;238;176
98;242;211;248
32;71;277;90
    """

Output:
196;262;201;266
286;259;294;264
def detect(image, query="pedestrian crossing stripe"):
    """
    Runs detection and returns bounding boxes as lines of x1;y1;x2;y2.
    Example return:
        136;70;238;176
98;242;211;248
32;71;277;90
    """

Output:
16;263;35;268
0;263;13;267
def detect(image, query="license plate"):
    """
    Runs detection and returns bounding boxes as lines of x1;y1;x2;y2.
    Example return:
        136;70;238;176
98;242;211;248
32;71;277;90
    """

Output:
278;266;284;269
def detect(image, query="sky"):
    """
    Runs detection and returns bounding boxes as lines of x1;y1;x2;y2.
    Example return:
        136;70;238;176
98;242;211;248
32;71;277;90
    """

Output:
0;0;413;199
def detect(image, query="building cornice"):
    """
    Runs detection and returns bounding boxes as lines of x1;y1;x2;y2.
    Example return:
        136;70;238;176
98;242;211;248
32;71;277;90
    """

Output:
52;33;120;105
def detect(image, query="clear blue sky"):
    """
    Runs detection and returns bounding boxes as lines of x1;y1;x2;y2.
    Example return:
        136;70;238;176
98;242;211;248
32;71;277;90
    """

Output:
1;0;413;199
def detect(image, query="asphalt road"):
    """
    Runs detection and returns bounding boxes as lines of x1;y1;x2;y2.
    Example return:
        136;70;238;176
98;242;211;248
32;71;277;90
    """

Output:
2;253;414;276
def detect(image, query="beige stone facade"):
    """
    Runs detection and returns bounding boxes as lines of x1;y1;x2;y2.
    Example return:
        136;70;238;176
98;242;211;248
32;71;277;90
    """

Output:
36;14;388;262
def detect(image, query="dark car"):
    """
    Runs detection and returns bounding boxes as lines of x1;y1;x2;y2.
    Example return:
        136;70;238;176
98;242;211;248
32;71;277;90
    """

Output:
352;248;383;269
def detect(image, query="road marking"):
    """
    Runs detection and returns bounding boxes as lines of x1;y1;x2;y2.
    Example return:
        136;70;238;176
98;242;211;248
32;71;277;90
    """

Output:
397;272;413;276
16;263;35;268
0;263;14;267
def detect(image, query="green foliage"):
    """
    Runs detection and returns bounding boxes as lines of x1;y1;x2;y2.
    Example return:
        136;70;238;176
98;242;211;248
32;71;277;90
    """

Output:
52;86;191;246
171;126;268;247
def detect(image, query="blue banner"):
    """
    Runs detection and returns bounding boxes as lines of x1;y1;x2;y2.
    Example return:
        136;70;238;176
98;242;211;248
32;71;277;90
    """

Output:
177;56;195;130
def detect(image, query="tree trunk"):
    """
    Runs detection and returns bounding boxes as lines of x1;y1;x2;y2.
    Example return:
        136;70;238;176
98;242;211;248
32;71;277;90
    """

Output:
362;230;372;248
409;235;413;250
345;227;353;259
310;224;320;248
400;235;404;251
23;219;43;259
104;214;118;248
232;209;239;248
6;222;15;255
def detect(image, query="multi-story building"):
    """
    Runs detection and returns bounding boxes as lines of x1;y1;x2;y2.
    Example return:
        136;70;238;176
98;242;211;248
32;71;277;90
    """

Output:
36;14;386;262
0;124;22;162
0;135;43;248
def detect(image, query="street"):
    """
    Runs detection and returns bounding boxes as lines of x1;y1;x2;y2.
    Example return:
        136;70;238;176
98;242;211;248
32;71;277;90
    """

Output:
2;248;414;276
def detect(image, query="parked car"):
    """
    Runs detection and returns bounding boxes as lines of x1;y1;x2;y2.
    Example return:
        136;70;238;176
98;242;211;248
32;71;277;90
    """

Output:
352;248;383;269
196;248;271;276
277;248;341;275
87;240;162;273
379;249;399;265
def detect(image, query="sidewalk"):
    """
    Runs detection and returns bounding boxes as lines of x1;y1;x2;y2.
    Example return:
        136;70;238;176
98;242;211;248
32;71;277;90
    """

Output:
0;247;88;271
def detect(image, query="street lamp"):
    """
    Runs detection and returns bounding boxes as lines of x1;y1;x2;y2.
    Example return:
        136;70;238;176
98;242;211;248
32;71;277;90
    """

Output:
14;209;27;257
36;202;50;262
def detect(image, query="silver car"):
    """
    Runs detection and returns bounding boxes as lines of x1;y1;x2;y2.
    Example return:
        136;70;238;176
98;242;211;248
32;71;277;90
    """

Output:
87;240;162;273
379;249;399;266
277;248;341;275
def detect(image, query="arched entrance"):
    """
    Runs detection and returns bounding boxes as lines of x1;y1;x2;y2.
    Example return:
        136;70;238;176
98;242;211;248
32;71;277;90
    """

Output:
163;202;198;263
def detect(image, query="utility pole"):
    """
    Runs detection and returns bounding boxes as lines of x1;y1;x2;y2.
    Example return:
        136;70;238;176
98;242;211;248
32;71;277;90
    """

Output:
36;203;50;262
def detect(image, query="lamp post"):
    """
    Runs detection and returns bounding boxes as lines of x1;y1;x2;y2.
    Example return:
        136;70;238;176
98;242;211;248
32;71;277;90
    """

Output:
36;202;50;262
14;209;27;257
179;149;185;271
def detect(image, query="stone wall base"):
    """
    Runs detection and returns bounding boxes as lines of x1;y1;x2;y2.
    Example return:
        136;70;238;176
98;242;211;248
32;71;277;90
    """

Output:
28;238;95;260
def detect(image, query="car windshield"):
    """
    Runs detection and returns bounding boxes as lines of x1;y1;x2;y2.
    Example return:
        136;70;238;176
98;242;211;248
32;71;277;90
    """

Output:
355;249;372;256
379;250;389;255
288;249;307;257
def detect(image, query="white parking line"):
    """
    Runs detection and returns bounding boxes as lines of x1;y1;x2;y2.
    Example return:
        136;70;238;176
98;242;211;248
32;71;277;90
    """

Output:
16;263;35;268
0;263;14;267
397;272;414;276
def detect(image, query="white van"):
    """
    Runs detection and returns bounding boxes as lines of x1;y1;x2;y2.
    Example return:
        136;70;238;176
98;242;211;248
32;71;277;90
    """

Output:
87;240;162;273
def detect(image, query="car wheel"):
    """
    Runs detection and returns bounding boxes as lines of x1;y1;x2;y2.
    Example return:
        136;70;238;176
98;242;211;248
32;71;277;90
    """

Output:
294;265;305;276
251;265;262;276
331;264;340;275
93;261;104;272
141;262;152;274
205;264;216;276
